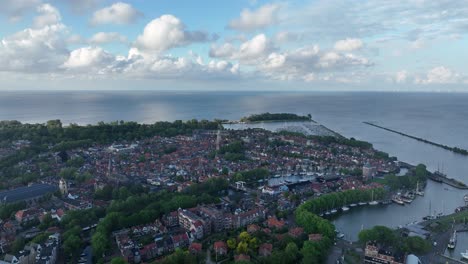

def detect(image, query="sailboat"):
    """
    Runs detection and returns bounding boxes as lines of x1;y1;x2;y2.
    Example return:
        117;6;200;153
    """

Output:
447;230;457;249
461;250;468;259
369;190;379;205
416;181;424;196
341;198;350;212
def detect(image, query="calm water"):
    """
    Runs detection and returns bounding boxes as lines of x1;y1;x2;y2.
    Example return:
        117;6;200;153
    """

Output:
1;91;468;240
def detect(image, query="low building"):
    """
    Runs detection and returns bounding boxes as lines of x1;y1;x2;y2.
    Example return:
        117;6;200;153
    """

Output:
258;243;273;257
213;241;227;256
0;184;57;205
15;208;42;224
364;243;404;264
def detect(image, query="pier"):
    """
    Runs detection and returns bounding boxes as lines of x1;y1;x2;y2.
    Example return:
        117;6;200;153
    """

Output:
363;122;468;156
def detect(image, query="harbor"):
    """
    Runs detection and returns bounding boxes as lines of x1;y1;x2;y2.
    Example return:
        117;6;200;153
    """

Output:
332;180;468;241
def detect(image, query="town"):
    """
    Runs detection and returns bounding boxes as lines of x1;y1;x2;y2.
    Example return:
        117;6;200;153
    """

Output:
0;118;441;264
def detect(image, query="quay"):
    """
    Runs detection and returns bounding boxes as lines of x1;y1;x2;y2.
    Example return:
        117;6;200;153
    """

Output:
363;121;468;156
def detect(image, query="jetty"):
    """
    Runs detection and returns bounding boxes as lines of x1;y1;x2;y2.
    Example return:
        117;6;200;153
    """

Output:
363;122;468;156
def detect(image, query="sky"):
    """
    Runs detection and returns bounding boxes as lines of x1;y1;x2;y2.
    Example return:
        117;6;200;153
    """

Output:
0;0;467;91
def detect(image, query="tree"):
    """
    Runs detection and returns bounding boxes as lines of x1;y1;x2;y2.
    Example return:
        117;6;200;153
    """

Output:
63;234;83;259
11;237;25;254
111;257;127;264
227;238;237;250
92;232;109;260
236;241;249;254
285;242;299;261
402;236;431;254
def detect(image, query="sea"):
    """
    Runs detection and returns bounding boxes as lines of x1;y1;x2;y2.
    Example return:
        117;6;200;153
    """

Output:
1;90;468;241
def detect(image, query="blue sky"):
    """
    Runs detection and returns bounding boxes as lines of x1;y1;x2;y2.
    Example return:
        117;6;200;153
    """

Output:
0;0;467;91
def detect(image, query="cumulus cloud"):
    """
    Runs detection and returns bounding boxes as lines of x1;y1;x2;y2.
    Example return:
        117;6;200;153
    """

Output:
334;38;363;52
63;47;115;70
33;4;61;28
415;66;461;84
257;44;371;82
0;3;68;73
89;32;128;45
135;15;211;53
209;34;272;62
0;0;41;22
90;2;142;25
228;3;280;31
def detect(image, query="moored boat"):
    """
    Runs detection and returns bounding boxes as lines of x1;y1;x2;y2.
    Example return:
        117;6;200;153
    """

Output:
448;230;457;249
341;206;350;212
461;250;468;259
349;203;357;207
392;196;405;205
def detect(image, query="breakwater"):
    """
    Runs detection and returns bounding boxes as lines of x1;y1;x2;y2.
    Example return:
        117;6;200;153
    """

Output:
363;122;468;156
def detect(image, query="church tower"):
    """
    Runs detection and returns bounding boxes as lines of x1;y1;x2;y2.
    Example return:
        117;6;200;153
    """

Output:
59;178;68;196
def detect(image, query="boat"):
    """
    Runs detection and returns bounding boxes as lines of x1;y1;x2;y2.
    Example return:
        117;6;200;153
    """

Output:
392;196;405;205
369;190;379;205
341;206;350;212
330;209;338;214
380;200;391;205
349;203;357;207
358;202;367;206
325;211;331;216
400;196;413;204
447;230;457;249
464;194;468;203
336;232;345;239
461;250;468;259
415;182;424;196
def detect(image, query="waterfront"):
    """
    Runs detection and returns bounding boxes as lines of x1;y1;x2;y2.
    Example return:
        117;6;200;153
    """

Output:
332;180;468;241
444;231;468;263
2;91;468;240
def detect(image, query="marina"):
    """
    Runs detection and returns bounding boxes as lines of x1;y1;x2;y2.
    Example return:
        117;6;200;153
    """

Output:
333;181;468;241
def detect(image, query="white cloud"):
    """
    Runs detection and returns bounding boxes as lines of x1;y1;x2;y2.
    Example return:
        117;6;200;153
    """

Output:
415;66;460;84
90;2;142;25
334;38;363;52
228;3;280;31
63;47;115;70
33;4;61;28
89;32;128;45
395;70;408;83
257;44;371;82
210;34;271;62
0;0;41;22
135;15;210;53
0;4;68;73
237;34;270;60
